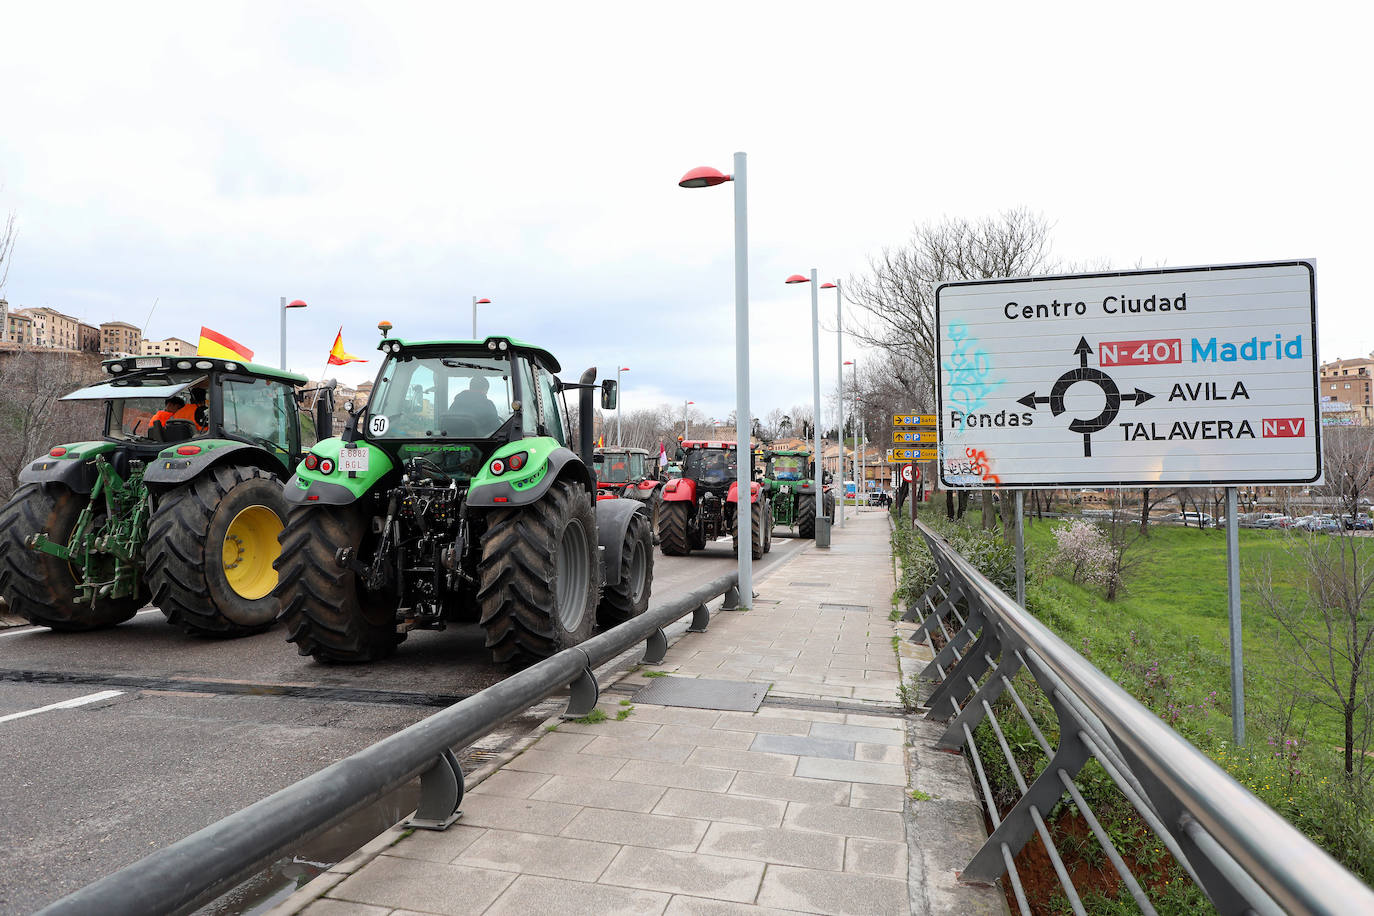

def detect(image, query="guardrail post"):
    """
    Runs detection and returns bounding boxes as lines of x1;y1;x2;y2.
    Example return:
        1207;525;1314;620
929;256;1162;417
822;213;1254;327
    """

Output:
404;748;464;831
561;653;599;719
935;640;1025;750
924;613;1000;721
688;602;710;632
918;603;984;681
643;628;669;664
721;584;743;610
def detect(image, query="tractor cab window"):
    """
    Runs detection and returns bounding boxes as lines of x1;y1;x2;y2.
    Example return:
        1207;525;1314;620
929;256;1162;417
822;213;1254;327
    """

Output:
108;397;168;441
537;368;566;444
629;452;645;480
222;378;298;458
771;455;805;480
598;453;630;483
516;358;539;438
369;354;512;439
687;448;734;484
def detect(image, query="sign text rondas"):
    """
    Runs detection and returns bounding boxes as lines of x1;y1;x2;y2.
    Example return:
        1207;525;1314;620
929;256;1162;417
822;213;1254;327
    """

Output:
935;261;1319;488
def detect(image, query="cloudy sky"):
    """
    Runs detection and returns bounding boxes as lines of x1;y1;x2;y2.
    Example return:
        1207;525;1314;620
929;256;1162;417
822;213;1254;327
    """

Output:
1;1;1367;426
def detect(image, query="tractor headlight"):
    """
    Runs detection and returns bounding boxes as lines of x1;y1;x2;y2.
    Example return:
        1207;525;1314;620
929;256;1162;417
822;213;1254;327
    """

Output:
318;457;335;475
304;454;319;471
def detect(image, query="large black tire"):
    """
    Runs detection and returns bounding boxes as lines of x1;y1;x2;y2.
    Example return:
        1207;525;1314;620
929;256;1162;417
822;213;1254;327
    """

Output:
146;465;287;638
477;480;600;666
646;488;663;545
0;484;143;630
274;503;402;662
797;494;817;540
658;500;691;556
825;491;836;524
733;499;767;560
599;510;653;627
763;502;774;554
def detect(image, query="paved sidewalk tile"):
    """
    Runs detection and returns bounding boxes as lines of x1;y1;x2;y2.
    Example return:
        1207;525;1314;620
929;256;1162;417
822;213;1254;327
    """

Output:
469;769;550;800
727;770;851;806
687;746;797;776
844;837;909;878
298;901;389;916
757;864;908;916
809;722;905;746
585;734;697;764
328;856;514;915
614;758;737;792
652;788;787;827
662;897;806;915
382;824;487;864
561;807;709;852
485;875;669;916
504;748;629;778
530;774;666;812
599;846;765;902
697;822;845;870
794;757;906;786
459;829;620;880
783;802;906;841
750;733;855;760
648;723;758;750
451;793;582;836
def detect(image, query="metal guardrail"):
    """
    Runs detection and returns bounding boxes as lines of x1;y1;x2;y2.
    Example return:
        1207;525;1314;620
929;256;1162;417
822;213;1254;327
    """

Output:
38;572;742;916
906;521;1374;916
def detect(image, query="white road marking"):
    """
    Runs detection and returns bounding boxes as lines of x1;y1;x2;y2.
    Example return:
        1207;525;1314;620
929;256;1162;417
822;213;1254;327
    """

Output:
0;689;124;724
0;607;162;638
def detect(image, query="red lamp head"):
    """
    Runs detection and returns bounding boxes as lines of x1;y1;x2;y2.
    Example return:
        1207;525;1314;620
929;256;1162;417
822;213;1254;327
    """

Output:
785;274;809;284
287;299;308;309
476;298;491;304
820;282;836;289
678;166;731;188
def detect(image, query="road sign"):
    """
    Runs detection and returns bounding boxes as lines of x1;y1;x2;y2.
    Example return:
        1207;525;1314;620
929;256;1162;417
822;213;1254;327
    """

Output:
893;430;937;444
888;447;938;461
901;463;917;483
935;260;1320;488
893;414;936;427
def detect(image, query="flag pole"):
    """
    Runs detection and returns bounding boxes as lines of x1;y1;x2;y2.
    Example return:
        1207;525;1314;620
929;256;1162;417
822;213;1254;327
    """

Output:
310;327;343;410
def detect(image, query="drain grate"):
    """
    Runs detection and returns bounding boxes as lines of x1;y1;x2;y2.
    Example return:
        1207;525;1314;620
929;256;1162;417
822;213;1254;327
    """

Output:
632;677;769;712
789;581;830;588
818;603;869;612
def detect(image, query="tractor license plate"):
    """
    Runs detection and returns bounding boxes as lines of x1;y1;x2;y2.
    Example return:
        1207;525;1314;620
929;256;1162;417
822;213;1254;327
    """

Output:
339;447;369;474
134;357;161;368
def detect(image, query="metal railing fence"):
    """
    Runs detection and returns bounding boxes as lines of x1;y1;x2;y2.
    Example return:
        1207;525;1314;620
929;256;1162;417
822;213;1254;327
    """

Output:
38;572;741;916
906;521;1374;916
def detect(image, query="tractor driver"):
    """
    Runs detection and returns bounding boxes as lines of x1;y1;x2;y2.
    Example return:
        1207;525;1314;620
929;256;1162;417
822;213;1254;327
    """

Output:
698;449;730;483
150;396;186;430
173;386;209;432
449;375;500;429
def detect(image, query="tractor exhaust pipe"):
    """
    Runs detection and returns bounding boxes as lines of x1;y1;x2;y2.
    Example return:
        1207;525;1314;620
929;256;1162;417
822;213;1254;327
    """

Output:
578;367;597;471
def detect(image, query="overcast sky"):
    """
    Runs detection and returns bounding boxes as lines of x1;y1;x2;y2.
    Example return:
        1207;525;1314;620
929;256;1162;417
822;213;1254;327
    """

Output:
1;1;1367;427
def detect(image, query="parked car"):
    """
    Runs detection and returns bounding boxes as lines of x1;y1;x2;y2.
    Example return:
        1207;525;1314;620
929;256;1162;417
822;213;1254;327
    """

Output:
1180;511;1214;528
1342;514;1373;530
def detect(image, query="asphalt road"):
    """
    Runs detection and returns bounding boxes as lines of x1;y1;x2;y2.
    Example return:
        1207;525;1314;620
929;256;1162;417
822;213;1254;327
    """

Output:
0;532;810;915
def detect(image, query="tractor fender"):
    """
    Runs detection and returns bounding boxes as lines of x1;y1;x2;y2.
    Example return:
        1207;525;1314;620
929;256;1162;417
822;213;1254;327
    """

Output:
144;440;290;487
796;480;818;495
594;496;647;589
660;477;697;503
726;480;764;504
285;438;396;507
19;441;118;494
467;446;593;508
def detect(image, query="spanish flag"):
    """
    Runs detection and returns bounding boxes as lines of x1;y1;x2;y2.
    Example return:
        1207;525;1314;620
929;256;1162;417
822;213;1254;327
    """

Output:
197;327;254;361
327;328;367;366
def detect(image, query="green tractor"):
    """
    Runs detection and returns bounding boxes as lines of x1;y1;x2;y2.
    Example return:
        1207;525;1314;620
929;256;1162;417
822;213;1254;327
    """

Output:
763;448;835;539
0;354;326;636
272;329;654;665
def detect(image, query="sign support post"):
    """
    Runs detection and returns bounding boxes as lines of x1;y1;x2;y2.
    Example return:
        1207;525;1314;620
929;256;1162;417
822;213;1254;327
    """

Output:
1225;486;1245;746
1015;491;1025;606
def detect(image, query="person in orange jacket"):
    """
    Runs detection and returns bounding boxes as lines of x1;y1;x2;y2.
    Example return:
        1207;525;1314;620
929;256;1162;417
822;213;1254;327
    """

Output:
173;387;208;431
150;396;185;429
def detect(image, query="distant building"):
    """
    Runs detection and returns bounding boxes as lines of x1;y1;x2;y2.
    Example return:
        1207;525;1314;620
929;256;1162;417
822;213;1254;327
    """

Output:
78;322;101;353
22;307;82;350
6;310;35;347
1319;356;1374;425
100;321;142;357
0;298;7;343
140;336;196;357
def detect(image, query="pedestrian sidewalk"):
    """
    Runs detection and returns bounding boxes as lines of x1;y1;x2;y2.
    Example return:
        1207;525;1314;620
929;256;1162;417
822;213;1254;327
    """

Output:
271;509;1002;916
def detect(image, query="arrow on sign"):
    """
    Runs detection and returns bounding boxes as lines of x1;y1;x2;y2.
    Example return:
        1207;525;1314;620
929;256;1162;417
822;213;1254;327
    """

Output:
1018;338;1154;458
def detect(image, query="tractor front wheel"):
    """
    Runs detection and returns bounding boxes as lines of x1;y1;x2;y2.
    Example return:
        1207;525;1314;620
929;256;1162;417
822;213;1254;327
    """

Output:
478;480;599;666
147;465;287;638
0;484;142;630
658;500;691;556
797;494;817;539
598;510;653;627
274;503;402;662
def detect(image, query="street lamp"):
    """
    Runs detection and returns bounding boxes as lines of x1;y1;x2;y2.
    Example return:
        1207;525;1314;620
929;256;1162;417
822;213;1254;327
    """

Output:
680;153;753;605
822;281;843;526
683;400;694;438
471;297;492;339
280;297;307;370
616;367;630;445
786;271;828;545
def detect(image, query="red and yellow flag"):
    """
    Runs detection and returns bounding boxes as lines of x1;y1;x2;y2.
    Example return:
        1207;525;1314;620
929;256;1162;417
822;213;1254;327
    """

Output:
197;327;254;362
327;328;367;366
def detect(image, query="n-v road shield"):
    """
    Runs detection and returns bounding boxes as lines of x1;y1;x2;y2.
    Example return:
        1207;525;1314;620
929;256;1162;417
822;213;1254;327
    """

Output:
935;260;1320;489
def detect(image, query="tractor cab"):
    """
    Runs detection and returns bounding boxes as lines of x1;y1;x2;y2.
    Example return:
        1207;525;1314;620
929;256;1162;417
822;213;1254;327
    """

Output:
594;446;651;500
680;440;739;494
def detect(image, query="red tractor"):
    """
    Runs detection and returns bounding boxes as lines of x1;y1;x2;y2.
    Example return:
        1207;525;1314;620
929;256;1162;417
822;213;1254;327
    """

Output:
657;440;771;559
594;446;664;538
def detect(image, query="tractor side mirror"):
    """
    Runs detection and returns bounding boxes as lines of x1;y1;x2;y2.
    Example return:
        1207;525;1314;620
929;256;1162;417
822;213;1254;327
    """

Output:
314;381;337;441
600;379;618;410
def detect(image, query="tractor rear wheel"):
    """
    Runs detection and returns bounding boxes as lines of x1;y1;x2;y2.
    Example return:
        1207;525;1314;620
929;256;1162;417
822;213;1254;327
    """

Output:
733;499;767;560
274;503;402;662
825;491;836;524
658;501;691;556
478;480;599;666
147;465;287;638
763;502;774;554
797;494;817;539
598;510;653;627
0;484;142;630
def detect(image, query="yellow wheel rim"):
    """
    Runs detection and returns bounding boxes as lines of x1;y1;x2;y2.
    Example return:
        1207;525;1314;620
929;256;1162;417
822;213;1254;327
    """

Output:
222;505;284;600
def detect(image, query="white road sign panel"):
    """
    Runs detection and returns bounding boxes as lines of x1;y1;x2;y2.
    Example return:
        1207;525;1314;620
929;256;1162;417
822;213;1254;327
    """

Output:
936;261;1319;488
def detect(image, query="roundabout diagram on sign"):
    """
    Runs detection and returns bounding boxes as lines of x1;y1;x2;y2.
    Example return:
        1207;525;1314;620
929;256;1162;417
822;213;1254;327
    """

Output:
1018;337;1153;457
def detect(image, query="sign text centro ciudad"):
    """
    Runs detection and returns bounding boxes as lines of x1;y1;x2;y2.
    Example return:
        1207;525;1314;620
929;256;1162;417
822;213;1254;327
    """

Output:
935;260;1320;489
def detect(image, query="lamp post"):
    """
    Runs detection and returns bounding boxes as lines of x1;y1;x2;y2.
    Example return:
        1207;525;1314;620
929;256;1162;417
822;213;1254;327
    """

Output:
846;359;860;509
280;297;307;370
679;153;753;604
616;367;630;445
786;270;828;545
683;400;694;438
822;281;843;526
471;297;491;339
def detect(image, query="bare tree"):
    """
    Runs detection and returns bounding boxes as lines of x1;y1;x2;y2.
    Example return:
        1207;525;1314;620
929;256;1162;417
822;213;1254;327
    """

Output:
1317;426;1374;520
0;350;104;499
0;207;15;293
